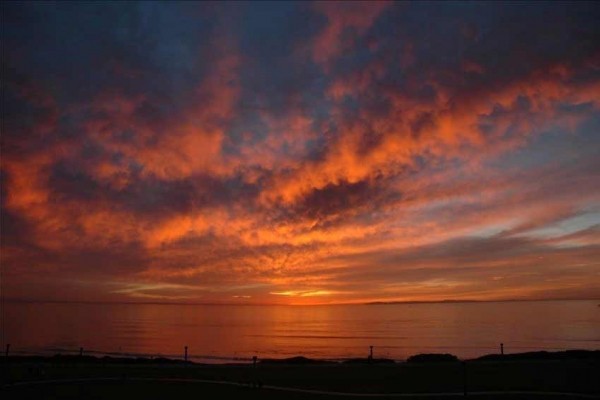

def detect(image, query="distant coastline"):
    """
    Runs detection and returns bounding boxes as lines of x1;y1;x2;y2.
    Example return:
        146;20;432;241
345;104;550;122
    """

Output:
4;297;599;307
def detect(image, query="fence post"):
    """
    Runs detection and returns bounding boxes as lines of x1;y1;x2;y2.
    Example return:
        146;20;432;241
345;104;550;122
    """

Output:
500;343;504;355
5;344;10;357
184;346;188;362
463;361;468;396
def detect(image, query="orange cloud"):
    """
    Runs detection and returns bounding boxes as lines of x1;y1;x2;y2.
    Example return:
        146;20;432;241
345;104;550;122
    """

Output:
311;1;391;68
3;3;599;304
261;57;600;206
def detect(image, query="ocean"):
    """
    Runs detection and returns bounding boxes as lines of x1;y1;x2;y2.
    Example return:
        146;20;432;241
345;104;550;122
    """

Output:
3;300;598;363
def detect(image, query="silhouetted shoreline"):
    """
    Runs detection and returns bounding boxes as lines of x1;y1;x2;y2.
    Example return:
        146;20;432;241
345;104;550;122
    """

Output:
4;349;599;366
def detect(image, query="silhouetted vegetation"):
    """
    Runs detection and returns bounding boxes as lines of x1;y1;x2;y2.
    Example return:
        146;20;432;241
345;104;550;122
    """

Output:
259;356;334;365
2;351;599;398
406;353;459;363
343;357;395;364
475;350;600;362
6;349;600;366
4;354;193;365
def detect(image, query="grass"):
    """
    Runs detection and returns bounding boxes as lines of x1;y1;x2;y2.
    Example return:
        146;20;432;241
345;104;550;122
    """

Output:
1;351;598;399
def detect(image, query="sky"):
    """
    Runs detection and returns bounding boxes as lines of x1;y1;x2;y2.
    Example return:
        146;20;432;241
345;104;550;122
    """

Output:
2;1;599;305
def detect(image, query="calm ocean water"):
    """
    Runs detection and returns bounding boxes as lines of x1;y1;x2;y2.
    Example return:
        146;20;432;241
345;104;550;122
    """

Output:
3;300;599;362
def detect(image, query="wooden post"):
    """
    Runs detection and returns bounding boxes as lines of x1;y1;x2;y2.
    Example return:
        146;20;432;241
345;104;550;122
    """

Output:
184;346;188;362
463;361;467;396
500;343;504;355
252;356;259;389
369;345;373;361
5;344;10;357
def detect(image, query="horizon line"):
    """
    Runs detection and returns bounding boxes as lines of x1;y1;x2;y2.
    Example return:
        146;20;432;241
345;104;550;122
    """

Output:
4;297;599;307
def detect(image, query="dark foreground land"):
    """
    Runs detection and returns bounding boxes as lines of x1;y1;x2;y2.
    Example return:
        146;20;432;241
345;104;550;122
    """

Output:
1;351;599;399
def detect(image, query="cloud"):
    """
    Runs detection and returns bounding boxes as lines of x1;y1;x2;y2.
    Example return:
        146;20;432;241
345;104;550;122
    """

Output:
2;2;599;304
310;1;391;67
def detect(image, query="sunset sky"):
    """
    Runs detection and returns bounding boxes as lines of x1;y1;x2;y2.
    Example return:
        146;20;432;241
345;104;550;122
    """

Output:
2;1;599;305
